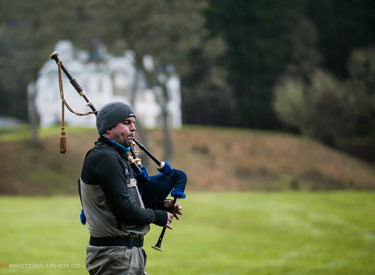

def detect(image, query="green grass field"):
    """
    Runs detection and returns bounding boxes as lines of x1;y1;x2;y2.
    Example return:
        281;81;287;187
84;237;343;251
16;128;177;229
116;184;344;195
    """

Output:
0;192;374;274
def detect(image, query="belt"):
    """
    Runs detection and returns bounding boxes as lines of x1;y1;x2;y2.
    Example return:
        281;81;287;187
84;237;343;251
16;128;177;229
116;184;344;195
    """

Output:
89;235;144;247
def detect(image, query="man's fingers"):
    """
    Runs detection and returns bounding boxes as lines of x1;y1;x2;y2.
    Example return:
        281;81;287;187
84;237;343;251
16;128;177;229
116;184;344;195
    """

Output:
166;212;173;230
167;212;173;224
173;205;182;214
174;203;182;211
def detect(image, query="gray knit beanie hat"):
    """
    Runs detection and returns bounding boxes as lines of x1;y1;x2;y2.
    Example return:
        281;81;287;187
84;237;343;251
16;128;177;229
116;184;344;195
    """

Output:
96;102;136;135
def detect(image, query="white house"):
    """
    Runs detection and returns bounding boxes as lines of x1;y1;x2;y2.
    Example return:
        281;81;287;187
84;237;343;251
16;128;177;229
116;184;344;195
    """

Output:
35;40;182;129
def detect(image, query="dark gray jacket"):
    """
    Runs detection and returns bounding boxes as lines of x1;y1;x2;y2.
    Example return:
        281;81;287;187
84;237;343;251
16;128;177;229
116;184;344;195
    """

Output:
80;137;167;237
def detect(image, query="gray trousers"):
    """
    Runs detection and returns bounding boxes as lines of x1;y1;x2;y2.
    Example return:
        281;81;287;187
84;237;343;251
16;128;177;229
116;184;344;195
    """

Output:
86;245;147;275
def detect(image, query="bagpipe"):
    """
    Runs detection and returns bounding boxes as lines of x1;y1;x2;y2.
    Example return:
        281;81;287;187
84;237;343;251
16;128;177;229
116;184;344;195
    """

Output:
49;51;187;251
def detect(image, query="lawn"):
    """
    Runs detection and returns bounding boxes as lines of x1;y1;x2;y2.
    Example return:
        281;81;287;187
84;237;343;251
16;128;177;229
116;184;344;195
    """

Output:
0;192;374;274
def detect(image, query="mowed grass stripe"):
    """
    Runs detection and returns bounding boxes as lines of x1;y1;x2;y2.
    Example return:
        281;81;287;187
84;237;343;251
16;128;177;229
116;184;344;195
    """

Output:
0;192;374;274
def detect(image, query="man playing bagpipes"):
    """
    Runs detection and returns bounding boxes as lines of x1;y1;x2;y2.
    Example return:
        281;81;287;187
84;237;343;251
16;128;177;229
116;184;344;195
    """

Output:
49;52;187;274
79;102;187;275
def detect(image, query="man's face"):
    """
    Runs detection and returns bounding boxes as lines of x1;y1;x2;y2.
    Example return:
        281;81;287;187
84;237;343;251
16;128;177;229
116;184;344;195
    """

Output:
103;117;136;147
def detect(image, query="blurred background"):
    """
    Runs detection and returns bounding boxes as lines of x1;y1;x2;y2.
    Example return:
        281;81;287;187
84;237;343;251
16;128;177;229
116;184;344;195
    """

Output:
1;0;374;192
0;0;375;274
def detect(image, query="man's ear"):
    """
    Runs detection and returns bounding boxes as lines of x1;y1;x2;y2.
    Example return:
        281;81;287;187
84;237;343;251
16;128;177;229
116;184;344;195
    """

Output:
102;129;111;137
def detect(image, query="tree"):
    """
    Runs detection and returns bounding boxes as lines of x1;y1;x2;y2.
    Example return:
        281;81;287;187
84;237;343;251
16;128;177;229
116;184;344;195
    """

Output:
273;46;375;147
306;0;375;77
273;69;355;146
204;0;301;129
272;1;375;146
347;45;375;137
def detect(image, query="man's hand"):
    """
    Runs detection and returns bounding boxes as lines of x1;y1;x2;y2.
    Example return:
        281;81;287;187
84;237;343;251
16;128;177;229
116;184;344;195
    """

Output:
163;200;183;220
